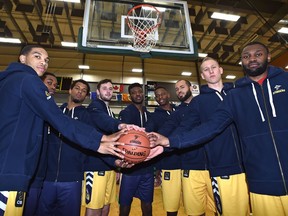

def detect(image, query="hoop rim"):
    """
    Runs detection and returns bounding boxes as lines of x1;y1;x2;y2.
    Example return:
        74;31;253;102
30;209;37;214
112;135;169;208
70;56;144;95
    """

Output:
127;4;161;15
126;4;162;32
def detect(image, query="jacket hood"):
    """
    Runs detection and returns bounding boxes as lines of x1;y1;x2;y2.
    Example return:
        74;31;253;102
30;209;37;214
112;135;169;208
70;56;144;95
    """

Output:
60;103;87;120
235;66;284;122
235;65;283;88
0;62;37;81
60;103;87;111
200;82;234;94
126;103;148;112
154;104;176;113
91;98;105;106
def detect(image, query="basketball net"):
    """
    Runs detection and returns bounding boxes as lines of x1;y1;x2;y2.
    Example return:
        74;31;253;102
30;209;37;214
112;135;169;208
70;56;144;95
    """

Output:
126;4;162;53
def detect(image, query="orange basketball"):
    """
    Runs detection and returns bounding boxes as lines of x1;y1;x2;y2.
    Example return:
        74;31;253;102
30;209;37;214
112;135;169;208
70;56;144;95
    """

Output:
117;130;150;164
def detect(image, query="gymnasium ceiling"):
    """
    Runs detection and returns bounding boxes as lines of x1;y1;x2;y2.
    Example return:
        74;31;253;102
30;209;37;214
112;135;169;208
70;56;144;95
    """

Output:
0;0;287;83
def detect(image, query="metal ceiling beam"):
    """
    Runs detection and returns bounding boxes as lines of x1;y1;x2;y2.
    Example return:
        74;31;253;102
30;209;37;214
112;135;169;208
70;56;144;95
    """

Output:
195;0;245;63
52;15;63;42
225;16;260;63
43;0;63;42
246;0;288;45
31;0;44;26
187;0;283;16
31;0;56;45
195;8;209;46
63;2;76;41
3;0;28;43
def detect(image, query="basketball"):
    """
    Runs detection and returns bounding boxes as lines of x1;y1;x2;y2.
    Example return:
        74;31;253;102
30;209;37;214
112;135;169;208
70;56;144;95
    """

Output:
117;130;150;164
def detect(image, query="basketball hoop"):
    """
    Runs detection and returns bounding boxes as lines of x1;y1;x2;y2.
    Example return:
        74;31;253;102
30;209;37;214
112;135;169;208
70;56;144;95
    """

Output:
126;4;162;52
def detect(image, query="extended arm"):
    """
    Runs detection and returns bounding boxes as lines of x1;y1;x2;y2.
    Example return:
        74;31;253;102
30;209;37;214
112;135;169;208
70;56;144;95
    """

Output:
149;103;233;149
22;76;124;157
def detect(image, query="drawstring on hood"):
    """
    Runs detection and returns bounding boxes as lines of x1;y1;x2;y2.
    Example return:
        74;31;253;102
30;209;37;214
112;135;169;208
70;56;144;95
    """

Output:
166;107;176;115
63;107;75;118
140;111;148;127
215;89;228;102
252;83;265;122
215;91;224;101
200;83;232;102
267;79;277;118
251;79;277;122
106;104;114;117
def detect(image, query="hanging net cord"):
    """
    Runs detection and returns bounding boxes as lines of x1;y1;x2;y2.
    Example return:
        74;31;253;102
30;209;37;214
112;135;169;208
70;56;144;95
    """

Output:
127;5;161;52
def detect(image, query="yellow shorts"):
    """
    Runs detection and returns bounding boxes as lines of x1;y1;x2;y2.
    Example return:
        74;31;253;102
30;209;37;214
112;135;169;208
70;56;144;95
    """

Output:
250;192;288;216
0;191;25;216
182;170;216;216
161;169;182;212
215;173;250;216
82;171;116;209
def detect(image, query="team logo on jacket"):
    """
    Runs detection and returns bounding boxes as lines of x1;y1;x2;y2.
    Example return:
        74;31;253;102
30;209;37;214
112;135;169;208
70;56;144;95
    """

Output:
45;91;51;100
273;85;285;95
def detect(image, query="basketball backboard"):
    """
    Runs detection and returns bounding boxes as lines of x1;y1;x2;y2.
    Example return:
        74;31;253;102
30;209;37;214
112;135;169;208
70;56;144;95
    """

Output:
78;0;197;58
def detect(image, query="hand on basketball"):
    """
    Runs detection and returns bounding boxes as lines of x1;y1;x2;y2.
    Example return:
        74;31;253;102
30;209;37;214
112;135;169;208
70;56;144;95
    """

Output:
97;141;125;159
117;130;150;164
118;123;145;132
115;159;134;168
147;132;170;147
102;129;128;142
144;146;164;161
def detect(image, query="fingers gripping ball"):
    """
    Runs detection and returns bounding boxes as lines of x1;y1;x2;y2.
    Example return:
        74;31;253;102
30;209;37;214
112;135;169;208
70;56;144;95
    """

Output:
117;130;150;164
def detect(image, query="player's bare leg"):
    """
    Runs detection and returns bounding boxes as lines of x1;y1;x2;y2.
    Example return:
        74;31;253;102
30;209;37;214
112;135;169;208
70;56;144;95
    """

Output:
85;205;110;216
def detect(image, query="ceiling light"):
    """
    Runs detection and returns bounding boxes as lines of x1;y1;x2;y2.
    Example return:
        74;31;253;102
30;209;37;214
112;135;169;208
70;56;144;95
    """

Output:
0;37;21;44
132;68;143;73
278;27;288;34
78;65;90;69
285;65;288;69
198;53;208;58
279;20;288;24
181;71;192;76
226;75;236;80
61;41;77;47
211;12;240;22
53;0;80;3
